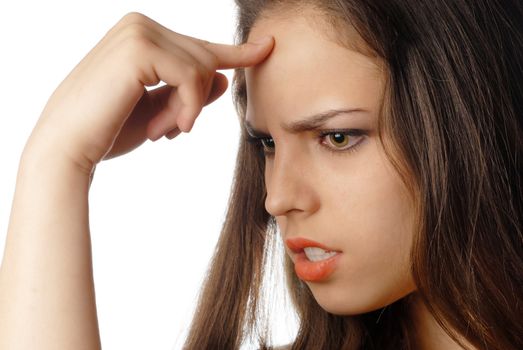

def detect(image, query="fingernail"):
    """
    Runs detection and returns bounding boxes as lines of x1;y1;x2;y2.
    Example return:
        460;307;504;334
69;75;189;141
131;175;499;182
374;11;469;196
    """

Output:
165;128;181;139
150;124;172;141
251;35;272;45
150;133;162;142
150;128;169;141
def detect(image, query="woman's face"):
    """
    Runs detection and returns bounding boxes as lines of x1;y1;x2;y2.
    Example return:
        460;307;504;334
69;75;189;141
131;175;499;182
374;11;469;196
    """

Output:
244;9;417;315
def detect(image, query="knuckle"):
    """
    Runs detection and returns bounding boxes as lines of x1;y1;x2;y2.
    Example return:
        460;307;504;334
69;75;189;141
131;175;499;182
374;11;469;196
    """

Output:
124;33;154;56
186;61;214;87
115;13;155;42
119;12;149;27
119;24;155;55
199;66;212;83
182;79;204;107
207;53;219;70
107;12;150;45
184;64;201;82
198;46;220;70
121;22;149;41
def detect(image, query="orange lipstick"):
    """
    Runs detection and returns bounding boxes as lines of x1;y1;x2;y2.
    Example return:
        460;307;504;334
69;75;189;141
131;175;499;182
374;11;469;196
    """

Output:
285;237;342;282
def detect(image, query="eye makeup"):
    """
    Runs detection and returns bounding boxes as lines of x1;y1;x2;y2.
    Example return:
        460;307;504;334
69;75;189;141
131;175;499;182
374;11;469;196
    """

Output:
244;128;367;157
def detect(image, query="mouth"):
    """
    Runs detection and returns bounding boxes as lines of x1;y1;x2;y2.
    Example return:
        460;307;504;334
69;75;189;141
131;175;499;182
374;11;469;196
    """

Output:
285;236;342;262
284;237;343;282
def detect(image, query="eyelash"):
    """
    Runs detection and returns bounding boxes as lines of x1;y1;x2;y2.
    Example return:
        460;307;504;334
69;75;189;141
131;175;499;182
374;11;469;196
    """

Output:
245;129;367;157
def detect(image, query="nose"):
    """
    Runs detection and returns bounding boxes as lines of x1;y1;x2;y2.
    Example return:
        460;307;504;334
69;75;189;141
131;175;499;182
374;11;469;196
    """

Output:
264;149;320;217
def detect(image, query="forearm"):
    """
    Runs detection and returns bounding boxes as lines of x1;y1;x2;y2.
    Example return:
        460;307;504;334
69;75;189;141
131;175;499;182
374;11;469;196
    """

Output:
0;153;101;349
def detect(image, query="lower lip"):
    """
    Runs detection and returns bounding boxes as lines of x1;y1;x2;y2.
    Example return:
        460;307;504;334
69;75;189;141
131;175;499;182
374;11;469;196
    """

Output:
293;252;342;282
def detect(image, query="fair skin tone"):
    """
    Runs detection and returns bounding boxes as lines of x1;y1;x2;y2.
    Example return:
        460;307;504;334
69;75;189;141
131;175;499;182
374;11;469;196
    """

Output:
0;9;475;350
0;12;274;349
244;8;476;350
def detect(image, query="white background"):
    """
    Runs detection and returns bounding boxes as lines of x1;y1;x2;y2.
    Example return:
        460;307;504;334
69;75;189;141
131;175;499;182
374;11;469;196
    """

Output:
0;1;297;348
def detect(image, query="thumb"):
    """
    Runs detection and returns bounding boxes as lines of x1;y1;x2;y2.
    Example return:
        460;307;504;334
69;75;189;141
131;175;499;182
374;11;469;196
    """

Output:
204;72;229;106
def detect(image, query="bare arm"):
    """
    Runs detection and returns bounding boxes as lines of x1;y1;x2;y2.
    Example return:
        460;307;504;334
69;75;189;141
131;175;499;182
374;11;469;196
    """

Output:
0;151;101;350
0;12;273;350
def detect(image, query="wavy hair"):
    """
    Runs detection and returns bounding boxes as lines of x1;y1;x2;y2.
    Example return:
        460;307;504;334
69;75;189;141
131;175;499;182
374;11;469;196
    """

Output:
183;1;523;349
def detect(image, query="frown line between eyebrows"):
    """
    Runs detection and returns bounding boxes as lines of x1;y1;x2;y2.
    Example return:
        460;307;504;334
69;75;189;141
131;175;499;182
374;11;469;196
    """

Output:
244;108;367;137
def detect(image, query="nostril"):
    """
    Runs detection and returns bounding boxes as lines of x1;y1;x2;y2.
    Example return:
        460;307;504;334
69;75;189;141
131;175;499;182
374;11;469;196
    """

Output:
264;191;287;217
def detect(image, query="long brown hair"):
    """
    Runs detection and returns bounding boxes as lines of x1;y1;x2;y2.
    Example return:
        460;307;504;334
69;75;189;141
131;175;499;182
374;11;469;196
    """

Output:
183;1;523;349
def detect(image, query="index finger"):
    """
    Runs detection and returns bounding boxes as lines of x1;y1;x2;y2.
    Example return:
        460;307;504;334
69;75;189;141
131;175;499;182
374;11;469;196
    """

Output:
201;36;275;69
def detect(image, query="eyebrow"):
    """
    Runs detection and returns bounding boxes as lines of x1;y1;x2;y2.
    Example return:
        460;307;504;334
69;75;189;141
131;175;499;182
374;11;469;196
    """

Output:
243;108;366;137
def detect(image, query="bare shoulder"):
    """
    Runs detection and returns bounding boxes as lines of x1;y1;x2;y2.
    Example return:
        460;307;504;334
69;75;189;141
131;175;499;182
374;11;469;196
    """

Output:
272;344;292;350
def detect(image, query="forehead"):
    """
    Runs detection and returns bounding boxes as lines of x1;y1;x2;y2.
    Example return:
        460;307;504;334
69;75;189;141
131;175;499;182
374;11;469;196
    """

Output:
244;10;385;126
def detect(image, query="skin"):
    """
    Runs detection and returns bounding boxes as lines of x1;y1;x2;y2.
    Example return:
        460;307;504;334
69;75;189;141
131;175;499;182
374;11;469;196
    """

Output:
0;12;274;349
0;9;476;350
244;8;476;350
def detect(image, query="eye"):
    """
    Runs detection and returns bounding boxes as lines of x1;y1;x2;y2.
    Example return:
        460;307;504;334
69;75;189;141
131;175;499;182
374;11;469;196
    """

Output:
260;137;275;152
327;132;349;148
321;130;365;152
244;129;366;157
245;133;275;155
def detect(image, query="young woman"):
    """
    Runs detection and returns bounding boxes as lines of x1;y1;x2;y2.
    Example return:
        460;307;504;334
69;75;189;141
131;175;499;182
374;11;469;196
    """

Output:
1;0;521;349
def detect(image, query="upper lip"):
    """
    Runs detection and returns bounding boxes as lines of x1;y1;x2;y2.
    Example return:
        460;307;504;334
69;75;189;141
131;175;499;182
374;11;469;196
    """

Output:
285;236;342;254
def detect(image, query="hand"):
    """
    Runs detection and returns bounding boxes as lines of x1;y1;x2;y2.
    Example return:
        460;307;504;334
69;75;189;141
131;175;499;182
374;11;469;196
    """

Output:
24;12;274;175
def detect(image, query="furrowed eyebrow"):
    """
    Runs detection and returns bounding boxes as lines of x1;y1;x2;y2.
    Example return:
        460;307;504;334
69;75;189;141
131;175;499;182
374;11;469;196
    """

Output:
244;108;366;137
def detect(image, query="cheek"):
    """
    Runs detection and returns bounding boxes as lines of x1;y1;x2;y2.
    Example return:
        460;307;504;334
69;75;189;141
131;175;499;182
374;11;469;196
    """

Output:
335;171;414;276
327;142;414;258
318;145;416;312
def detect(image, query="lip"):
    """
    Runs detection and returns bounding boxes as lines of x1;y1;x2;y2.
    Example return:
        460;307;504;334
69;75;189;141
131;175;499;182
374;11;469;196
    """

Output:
284;237;343;282
293;251;342;282
285;237;342;254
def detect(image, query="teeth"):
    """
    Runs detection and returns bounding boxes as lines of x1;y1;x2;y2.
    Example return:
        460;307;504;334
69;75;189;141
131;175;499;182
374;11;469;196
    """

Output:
303;247;338;262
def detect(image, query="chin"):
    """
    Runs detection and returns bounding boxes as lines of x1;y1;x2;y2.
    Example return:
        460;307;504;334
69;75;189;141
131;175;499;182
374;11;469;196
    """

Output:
307;281;416;316
315;298;388;316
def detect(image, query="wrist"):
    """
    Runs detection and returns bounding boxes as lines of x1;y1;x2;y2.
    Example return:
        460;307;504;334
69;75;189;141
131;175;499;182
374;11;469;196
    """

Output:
18;147;93;185
20;139;95;178
21;120;97;178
